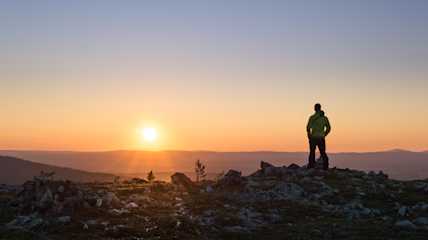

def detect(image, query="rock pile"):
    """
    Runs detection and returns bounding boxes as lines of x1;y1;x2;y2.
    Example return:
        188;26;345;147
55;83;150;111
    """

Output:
1;162;428;239
12;172;123;219
14;172;85;216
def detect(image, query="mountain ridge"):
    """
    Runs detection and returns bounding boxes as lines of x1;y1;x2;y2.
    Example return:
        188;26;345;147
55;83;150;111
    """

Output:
0;155;116;185
1;150;428;180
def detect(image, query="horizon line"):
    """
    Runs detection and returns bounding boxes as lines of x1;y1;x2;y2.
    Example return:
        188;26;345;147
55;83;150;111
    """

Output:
0;148;426;154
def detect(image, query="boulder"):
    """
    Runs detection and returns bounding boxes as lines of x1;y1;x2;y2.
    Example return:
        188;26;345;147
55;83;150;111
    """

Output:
102;192;121;207
221;170;243;185
314;157;326;169
302;157;326;170
377;171;388;180
395;220;417;230
126;178;148;184
171;172;194;190
57;216;71;224
398;206;407;217
205;185;214;193
39;188;54;209
260;161;288;177
273;182;305;200
287;163;301;170
126;202;139;209
414;217;428;225
7;215;45;230
260;161;274;169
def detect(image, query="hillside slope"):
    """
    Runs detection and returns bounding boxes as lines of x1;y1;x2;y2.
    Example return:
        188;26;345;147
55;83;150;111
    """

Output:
0;156;116;185
1;150;428;180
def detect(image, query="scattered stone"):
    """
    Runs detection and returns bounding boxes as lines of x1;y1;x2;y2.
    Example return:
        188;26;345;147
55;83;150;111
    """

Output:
7;215;44;230
398;206;407;217
126;178;148;184
273;182;305;200
205;185;214;193
103;192;121;207
85;219;98;225
57;216;71;224
96;198;103;207
2;161;428;239
217;170;243;187
414;217;428;225
83;223;89;230
395;220;417;230
109;208;130;215
126;202;139;209
260;161;274;169
287;163;301;170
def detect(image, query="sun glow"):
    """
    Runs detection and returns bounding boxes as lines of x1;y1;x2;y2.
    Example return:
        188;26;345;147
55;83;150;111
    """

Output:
141;127;158;142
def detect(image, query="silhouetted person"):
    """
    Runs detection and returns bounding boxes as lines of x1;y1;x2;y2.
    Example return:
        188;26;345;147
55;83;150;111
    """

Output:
307;103;331;170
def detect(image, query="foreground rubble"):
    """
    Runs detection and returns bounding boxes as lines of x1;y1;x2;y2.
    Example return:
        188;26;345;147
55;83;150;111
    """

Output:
1;161;428;240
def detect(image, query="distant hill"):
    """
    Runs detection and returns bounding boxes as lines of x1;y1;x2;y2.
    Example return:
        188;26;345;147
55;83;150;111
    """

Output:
1;150;428;180
0;155;116;185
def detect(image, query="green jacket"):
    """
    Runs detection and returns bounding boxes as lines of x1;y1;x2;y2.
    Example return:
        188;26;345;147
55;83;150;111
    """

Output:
307;112;331;139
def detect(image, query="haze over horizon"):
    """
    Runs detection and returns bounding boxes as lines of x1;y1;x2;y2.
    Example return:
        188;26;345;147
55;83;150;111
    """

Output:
0;148;427;154
1;1;428;152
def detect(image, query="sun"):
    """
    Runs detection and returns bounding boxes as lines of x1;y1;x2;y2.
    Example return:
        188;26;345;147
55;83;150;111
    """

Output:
141;127;157;142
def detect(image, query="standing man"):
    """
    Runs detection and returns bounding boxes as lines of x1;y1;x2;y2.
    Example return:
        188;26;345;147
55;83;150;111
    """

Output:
307;103;331;170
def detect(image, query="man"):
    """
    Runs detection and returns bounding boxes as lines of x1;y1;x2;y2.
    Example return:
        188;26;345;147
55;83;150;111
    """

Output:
306;103;331;170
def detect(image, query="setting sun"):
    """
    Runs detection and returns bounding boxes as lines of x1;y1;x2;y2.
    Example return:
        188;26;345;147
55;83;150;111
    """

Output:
141;127;158;142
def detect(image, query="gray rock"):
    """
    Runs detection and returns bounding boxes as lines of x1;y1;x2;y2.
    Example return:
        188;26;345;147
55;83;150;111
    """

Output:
7;215;32;227
260;162;285;177
126;202;139;208
273;182;305;200
217;170;243;187
8;215;44;230
171;172;194;190
39;188;54;208
413;182;427;191
260;161;274;169
398;206;407;217
27;217;44;229
377;171;388;180
395;220;417;230
57;185;65;193
410;202;428;211
103;192;120;207
205;185;214;193
414;217;428;225
57;216;71;224
287;163;301;170
238;208;264;227
86;219;98;225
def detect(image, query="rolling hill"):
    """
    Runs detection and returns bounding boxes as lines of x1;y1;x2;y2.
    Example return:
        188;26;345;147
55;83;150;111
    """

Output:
1;150;428;180
0;155;117;185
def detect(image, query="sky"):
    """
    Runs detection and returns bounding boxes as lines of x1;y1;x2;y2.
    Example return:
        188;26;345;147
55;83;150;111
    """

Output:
1;0;428;152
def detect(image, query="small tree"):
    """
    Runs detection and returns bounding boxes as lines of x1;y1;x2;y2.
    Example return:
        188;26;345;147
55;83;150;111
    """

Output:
195;159;207;182
147;170;155;183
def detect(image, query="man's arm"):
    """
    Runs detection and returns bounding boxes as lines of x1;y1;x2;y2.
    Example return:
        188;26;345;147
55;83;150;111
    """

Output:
306;117;312;138
324;117;331;136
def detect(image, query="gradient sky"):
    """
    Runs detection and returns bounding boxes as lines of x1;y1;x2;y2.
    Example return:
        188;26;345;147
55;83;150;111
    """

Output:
1;0;427;152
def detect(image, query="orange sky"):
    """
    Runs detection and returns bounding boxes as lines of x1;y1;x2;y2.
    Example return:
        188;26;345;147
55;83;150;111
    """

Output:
1;1;428;152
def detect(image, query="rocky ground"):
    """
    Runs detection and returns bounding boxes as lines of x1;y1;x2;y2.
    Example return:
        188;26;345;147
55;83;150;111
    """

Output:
1;160;428;240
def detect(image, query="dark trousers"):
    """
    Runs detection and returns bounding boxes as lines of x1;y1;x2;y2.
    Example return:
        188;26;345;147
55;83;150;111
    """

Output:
308;137;329;170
